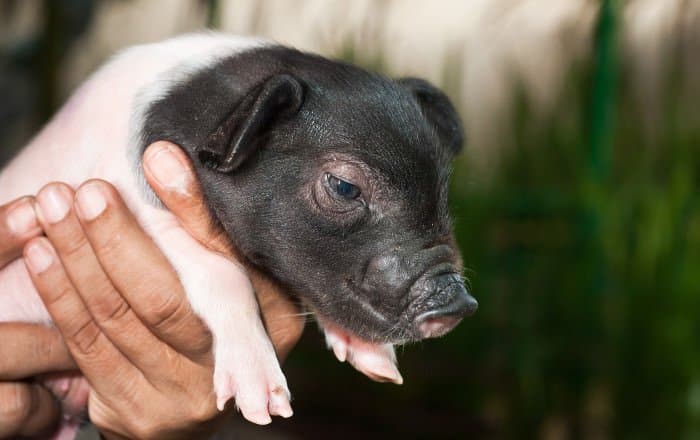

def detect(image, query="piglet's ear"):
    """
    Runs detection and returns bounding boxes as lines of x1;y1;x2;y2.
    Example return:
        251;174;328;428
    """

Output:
198;74;304;173
397;77;464;155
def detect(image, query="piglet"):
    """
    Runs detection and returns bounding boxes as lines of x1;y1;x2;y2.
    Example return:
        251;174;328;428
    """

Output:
0;33;477;434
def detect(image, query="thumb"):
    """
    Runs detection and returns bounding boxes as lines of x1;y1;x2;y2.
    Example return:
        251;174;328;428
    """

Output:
142;141;229;254
143;141;306;359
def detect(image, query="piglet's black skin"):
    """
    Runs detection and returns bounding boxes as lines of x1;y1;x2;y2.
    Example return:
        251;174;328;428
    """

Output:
139;46;477;344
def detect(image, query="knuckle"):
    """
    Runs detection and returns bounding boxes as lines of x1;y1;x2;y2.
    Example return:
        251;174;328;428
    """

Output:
0;384;31;428
56;229;90;259
69;318;103;359
43;283;76;310
189;328;214;359
148;293;187;331
90;287;131;324
101;298;132;324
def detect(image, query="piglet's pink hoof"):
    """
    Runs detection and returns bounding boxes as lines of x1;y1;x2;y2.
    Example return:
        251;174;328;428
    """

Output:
213;355;292;425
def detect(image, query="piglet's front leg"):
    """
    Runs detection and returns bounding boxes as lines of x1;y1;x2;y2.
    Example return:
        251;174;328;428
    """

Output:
151;222;292;425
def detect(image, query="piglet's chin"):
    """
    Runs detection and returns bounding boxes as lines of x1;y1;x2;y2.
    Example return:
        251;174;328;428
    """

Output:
323;321;403;385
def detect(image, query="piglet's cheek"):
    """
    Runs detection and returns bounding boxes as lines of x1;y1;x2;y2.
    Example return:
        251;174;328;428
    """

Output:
323;322;403;385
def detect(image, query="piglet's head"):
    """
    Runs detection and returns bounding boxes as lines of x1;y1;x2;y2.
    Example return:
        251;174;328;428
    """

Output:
193;55;477;349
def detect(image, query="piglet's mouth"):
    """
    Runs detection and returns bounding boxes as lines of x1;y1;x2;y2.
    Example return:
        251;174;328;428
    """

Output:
313;275;476;385
321;320;404;385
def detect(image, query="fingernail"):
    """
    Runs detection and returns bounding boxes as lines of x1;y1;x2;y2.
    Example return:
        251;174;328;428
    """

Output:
25;239;54;273
145;142;191;194
37;185;71;224
6;198;40;236
75;183;107;221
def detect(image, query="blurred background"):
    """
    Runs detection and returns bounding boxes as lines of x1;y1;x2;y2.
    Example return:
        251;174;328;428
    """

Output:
2;0;700;438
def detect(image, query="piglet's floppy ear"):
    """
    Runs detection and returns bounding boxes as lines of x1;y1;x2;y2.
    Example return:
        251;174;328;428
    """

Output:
198;74;304;173
397;77;464;155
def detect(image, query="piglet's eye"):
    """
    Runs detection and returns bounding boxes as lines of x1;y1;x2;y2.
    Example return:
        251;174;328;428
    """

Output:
326;173;361;200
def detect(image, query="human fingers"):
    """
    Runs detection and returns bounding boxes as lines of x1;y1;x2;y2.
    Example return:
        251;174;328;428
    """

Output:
0;323;74;380
23;237;146;402
70;180;212;358
0;381;60;439
35;183;174;375
25;209;219;439
0;196;42;268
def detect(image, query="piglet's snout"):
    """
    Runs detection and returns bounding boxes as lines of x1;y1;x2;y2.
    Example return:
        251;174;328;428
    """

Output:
415;274;477;339
361;244;477;340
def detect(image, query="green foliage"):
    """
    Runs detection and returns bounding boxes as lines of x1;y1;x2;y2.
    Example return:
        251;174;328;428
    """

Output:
443;9;700;438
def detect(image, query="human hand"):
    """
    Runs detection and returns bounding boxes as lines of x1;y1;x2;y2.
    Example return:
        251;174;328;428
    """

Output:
23;177;223;438
0;197;78;438
0;141;305;438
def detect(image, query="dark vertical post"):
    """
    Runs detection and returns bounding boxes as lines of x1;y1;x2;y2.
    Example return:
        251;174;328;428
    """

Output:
39;0;64;120
577;0;617;434
590;0;617;181
207;0;221;29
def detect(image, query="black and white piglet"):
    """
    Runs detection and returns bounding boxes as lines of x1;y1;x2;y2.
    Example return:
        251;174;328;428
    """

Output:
0;33;477;428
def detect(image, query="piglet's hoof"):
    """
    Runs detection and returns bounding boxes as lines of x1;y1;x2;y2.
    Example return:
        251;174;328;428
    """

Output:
213;346;292;425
